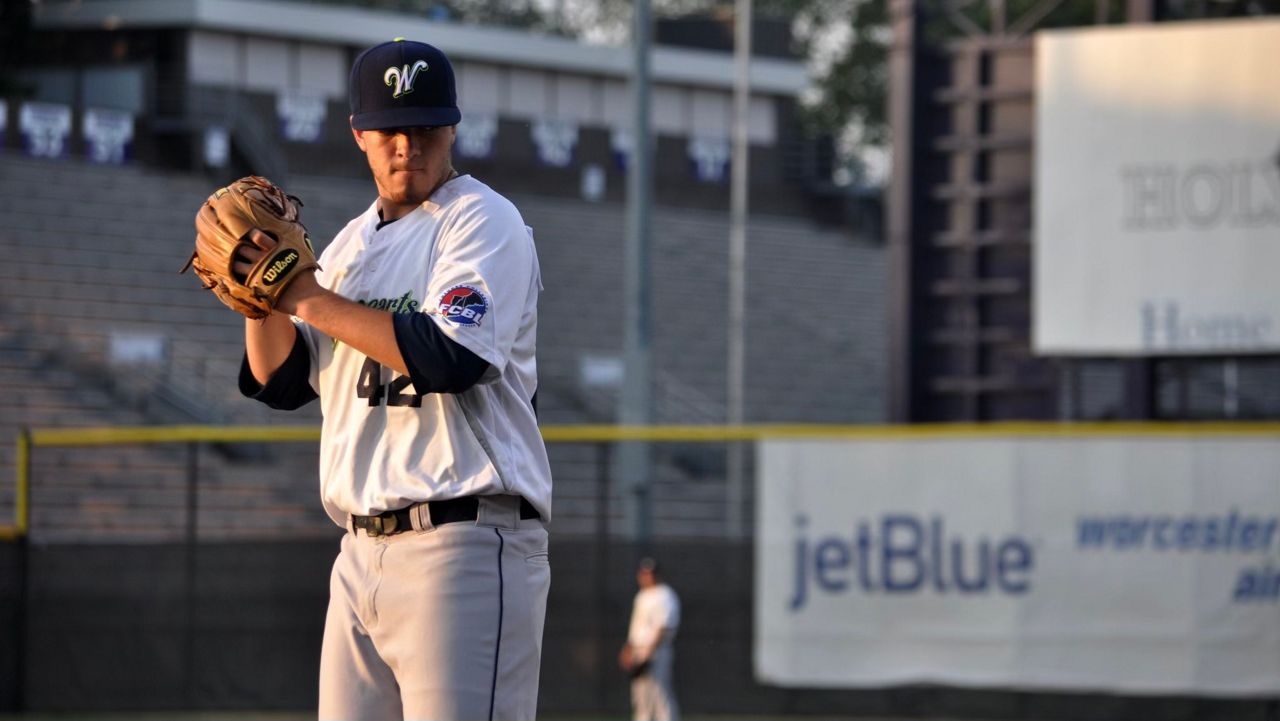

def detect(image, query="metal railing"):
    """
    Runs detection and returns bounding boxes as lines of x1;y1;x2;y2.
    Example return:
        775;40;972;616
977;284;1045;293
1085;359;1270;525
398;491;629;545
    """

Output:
9;420;1280;540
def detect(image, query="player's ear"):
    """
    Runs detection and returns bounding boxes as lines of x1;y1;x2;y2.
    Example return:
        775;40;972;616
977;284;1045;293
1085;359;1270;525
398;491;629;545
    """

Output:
350;117;368;152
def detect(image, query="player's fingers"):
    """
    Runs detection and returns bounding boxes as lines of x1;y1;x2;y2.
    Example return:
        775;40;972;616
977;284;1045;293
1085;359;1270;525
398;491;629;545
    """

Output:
236;243;266;264
245;228;278;251
232;258;254;279
233;242;266;280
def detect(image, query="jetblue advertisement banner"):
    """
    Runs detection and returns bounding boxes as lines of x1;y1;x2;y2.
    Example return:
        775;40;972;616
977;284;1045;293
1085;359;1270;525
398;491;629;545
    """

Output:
755;434;1280;695
1034;19;1280;355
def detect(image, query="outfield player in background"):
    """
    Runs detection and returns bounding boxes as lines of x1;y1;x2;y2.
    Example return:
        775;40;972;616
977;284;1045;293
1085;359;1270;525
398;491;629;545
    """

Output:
620;557;681;721
235;38;551;721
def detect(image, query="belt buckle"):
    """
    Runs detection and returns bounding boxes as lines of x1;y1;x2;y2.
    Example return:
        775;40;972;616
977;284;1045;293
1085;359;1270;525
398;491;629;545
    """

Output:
358;514;398;536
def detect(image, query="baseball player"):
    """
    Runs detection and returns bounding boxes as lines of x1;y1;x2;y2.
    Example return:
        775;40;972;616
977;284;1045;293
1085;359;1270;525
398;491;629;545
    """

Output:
619;557;681;721
231;39;551;720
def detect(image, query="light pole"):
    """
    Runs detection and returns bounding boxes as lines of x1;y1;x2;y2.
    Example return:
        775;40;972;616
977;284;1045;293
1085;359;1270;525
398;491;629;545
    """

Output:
726;0;753;540
620;0;655;543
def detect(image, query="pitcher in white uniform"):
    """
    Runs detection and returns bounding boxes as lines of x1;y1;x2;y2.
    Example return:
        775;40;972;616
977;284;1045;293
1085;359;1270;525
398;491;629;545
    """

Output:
234;38;551;721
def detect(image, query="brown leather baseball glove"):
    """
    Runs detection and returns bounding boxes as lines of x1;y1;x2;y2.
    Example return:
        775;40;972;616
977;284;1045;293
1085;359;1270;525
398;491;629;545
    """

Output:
181;175;319;319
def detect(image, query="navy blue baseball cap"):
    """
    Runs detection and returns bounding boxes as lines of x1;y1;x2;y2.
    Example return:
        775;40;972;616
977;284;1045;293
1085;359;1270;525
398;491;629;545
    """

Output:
349;38;461;130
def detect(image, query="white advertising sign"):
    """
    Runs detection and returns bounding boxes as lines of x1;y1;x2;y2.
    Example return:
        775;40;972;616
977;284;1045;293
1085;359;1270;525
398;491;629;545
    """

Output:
20;101;72;159
531;118;578;168
204;126;230;168
756;433;1280;695
456;113;497;160
1034;20;1280;355
277;90;326;143
688;135;730;183
83;108;134;164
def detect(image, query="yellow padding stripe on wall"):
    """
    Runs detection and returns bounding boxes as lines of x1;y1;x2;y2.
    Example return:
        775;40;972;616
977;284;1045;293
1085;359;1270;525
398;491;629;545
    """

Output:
28;425;322;446
9;422;1280;541
542;422;1280;442
22;421;1280;448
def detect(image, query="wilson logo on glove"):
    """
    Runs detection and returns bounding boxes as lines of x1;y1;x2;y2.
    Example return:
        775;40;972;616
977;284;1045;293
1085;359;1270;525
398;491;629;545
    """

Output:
263;249;301;286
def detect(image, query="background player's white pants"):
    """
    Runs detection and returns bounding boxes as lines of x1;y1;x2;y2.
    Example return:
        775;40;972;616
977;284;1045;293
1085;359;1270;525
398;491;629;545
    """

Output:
630;647;678;721
319;499;550;721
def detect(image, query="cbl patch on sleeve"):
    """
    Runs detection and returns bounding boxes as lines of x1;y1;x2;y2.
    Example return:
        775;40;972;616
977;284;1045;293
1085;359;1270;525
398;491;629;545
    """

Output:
437;284;489;327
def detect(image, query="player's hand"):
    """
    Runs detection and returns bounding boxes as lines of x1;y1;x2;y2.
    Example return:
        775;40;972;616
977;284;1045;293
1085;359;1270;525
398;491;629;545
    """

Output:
618;645;634;671
273;267;321;316
233;228;320;316
232;229;277;278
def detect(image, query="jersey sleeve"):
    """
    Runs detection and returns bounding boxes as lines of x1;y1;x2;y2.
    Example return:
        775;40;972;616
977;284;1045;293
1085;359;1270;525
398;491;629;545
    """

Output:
424;195;534;378
391;312;490;394
238;325;319;410
659;587;681;631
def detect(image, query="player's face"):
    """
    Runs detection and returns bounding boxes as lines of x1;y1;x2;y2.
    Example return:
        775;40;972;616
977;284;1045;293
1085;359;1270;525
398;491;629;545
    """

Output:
352;123;456;220
637;568;656;588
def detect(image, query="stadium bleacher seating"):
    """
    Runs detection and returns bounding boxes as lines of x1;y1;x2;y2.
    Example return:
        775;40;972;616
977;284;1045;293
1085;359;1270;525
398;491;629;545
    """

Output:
0;150;886;541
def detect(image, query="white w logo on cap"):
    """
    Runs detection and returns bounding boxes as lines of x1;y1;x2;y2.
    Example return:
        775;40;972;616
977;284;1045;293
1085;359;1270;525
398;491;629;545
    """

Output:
384;60;429;99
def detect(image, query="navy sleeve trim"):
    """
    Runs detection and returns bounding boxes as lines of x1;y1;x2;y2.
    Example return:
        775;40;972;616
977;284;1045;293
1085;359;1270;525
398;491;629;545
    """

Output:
238;329;319;411
392;313;490;395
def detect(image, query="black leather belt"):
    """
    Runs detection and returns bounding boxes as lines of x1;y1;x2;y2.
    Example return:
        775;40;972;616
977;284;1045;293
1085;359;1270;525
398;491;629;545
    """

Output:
351;496;539;537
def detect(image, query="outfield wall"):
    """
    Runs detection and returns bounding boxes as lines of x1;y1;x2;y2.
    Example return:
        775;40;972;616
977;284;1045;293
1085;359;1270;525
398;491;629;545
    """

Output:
0;536;1274;719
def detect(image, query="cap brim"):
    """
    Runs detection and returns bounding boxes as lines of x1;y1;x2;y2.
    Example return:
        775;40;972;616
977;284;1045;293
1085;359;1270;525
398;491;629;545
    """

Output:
352;107;462;131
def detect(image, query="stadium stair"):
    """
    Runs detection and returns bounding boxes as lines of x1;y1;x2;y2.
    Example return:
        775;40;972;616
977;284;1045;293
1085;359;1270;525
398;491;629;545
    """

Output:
0;149;888;540
0;301;333;542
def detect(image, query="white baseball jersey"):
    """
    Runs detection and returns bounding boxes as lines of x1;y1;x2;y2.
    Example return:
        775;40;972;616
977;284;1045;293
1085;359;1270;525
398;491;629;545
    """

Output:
628;583;681;650
294;174;551;525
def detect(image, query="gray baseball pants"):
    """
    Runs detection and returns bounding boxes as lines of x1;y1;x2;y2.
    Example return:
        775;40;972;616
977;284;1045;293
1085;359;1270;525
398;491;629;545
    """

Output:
319;496;550;721
631;646;678;721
